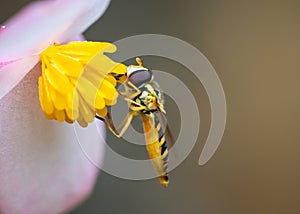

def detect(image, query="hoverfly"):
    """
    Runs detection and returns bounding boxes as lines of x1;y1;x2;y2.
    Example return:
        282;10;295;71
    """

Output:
96;58;174;187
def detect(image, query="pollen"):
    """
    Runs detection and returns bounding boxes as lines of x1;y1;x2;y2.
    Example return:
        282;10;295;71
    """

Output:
39;41;127;127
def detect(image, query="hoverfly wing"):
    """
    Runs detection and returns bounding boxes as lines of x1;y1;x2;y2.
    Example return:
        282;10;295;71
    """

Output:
155;111;175;150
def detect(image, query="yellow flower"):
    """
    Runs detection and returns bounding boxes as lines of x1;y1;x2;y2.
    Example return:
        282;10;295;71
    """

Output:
39;41;126;127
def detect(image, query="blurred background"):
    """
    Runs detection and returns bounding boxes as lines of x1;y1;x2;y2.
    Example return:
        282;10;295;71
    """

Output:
1;0;300;213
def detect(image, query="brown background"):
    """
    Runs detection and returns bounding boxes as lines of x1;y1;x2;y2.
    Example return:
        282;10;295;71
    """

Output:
1;0;300;213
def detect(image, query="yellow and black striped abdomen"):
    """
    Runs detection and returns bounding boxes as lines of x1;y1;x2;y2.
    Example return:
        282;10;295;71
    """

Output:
141;113;169;187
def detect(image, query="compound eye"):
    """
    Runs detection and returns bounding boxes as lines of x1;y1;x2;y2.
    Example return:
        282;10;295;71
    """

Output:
128;69;152;87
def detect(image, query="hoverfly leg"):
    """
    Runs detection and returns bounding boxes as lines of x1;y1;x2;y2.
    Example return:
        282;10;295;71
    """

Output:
126;81;142;99
96;111;135;138
117;89;145;109
117;80;142;99
106;111;118;132
95;115;121;138
116;111;135;137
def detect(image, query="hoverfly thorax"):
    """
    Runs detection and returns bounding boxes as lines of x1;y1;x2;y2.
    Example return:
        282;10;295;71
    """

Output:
138;84;165;113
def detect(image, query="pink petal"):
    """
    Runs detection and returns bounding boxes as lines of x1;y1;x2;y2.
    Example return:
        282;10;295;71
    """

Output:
0;0;110;61
0;0;111;104
0;63;105;214
0;56;39;100
0;0;111;211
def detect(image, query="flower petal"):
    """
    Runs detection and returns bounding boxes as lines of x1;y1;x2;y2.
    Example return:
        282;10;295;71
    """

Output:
0;0;111;212
0;56;39;100
0;0;111;105
0;62;105;214
0;0;111;61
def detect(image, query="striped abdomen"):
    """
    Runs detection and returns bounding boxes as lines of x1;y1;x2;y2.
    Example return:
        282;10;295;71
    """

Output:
141;113;169;187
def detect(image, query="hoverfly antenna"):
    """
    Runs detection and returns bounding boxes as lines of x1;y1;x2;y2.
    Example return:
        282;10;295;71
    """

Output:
136;57;143;66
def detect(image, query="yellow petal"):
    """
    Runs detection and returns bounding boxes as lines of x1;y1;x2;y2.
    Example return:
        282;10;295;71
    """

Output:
99;79;118;100
77;114;88;128
50;87;67;110
78;95;95;124
111;63;127;74
105;74;117;86
81;66;106;88
59;41;115;55
54;109;65;122
64;112;74;124
95;90;106;109
96;107;107;117
76;76;98;108
44;112;55;120
38;76;53;114
51;52;83;77
90;55;121;76
66;90;79;120
104;96;118;106
44;65;72;94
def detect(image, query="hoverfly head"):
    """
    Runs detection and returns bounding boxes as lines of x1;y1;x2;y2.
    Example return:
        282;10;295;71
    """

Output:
127;58;153;88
